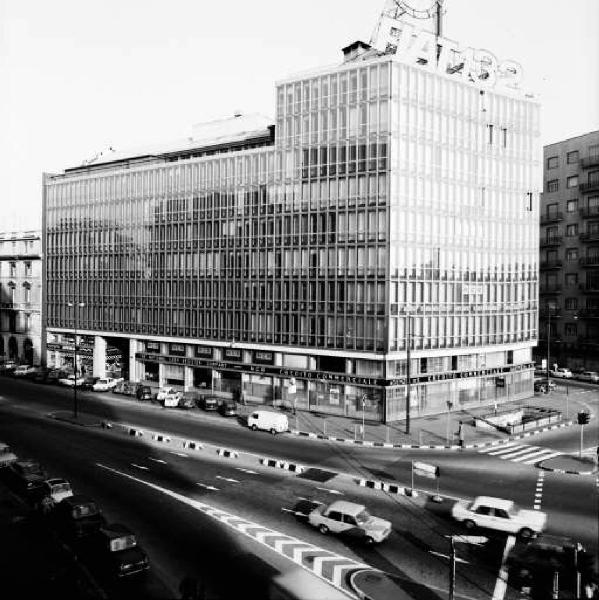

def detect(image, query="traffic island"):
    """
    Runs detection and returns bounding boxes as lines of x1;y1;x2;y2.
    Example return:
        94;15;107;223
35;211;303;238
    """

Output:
538;455;597;475
350;569;435;600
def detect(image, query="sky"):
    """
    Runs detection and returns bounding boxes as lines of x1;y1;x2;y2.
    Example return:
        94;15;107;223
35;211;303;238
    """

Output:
1;0;598;232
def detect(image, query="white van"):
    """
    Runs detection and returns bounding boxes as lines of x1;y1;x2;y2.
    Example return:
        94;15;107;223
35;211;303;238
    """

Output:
247;410;288;435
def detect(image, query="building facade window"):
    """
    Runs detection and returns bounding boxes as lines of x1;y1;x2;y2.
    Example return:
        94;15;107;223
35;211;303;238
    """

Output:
547;156;558;169
565;273;578;287
589;144;599;159
567;175;578;188
565;297;578;310
564;323;577;336
9;262;16;277
546;202;559;216
566;224;578;237
589;170;599;185
566;150;579;164
24;261;32;277
565;248;578;262
567;199;578;213
547;179;559;192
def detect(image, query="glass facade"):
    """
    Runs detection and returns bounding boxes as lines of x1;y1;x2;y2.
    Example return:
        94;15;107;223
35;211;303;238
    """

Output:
44;48;540;421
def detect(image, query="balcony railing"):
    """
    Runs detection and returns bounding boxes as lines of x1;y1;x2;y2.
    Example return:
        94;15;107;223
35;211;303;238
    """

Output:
540;260;563;270
579;256;599;267
540;212;564;225
579;232;599;242
581;155;599;169
579;206;599;219
580;181;599;193
540;236;563;247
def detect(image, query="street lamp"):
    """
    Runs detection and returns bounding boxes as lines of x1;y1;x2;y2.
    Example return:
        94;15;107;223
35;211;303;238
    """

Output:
405;312;413;435
67;301;85;419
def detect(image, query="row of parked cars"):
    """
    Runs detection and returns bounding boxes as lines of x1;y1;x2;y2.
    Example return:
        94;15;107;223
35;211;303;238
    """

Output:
0;441;150;583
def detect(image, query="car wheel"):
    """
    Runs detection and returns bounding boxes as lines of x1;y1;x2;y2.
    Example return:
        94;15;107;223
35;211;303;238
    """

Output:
364;536;375;546
251;424;258;431
519;528;534;540
270;428;277;435
464;519;476;530
318;524;329;535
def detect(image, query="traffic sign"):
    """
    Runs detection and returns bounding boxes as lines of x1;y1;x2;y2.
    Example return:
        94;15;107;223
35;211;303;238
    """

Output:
413;461;440;479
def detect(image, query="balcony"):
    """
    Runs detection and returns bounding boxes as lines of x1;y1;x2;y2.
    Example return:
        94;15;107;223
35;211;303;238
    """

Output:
540;236;562;247
539;284;562;294
579;232;599;243
580;181;599;194
540;260;563;270
581;155;599;169
579;206;599;219
577;308;599;319
579;256;599;267
540;212;564;225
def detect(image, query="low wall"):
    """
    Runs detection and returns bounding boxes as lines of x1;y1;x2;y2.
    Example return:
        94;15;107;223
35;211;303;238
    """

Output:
473;409;523;430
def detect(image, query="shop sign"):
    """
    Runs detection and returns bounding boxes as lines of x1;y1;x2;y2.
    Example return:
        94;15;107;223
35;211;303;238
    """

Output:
194;346;213;358
372;17;522;90
224;348;242;361
253;350;274;365
169;343;186;356
146;341;160;353
46;342;92;355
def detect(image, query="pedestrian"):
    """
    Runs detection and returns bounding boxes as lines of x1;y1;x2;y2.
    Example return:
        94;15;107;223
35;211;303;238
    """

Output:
493;401;498;415
458;421;464;449
240;389;246;406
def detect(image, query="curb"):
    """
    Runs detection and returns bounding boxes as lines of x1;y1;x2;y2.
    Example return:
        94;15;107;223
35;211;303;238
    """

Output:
260;457;305;473
538;464;597;476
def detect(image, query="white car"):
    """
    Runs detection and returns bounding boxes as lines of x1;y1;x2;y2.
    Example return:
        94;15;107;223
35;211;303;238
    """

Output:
0;442;18;468
576;371;599;383
12;365;37;378
42;477;73;503
451;496;546;539
92;377;118;392
156;387;183;407
550;368;572;379
308;500;392;545
58;375;85;387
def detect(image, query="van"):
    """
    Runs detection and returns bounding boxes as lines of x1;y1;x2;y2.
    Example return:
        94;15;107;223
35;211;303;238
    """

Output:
247;410;288;435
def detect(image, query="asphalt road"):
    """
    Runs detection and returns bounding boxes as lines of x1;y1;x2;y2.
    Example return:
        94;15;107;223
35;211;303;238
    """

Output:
1;379;597;551
0;403;514;600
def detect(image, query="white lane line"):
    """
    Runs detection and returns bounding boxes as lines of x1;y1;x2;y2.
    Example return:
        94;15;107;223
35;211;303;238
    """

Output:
492;535;516;600
479;442;520;454
215;475;240;483
521;451;563;465
315;487;343;495
511;448;557;462
169;451;189;458
236;467;258;475
429;550;469;564
498;447;540;459
196;482;219;491
487;444;528;456
147;457;167;464
131;463;149;470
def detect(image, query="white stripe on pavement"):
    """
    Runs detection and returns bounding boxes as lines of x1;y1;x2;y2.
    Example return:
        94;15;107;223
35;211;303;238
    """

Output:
521;451;563;465
511;449;558;463
492;535;516;600
487;444;528;456
147;457;167;464
131;463;149;470
478;442;520;454
498;446;540;459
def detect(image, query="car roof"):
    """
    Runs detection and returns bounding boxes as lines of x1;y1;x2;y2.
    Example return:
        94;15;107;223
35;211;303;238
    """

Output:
16;459;42;468
474;496;515;510
46;477;69;486
61;494;97;507
98;523;135;539
326;500;366;516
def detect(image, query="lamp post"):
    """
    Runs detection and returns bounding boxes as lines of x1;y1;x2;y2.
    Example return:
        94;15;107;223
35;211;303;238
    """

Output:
67;301;85;420
405;312;412;435
546;308;552;383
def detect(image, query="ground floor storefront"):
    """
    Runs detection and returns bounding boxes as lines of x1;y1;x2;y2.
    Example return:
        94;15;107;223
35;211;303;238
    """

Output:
46;330;534;423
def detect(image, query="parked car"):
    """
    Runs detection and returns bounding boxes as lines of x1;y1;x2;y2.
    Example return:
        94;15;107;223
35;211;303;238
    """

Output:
112;380;136;395
247;410;288;434
197;396;219;411
177;394;196;410
5;459;48;498
58;375;85;387
575;371;599;383
534;377;556;394
53;494;106;540
46;369;68;384
0;361;17;375
81;523;150;579
41;477;74;504
156;387;183;407
308;500;392;545
136;385;153;401
550;367;573;379
0;442;18;468
451;496;546;539
218;399;238;417
32;367;52;383
80;376;100;391
12;365;36;378
92;377;118;392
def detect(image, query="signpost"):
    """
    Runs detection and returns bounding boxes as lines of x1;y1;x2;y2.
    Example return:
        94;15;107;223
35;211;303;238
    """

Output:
411;460;441;499
361;394;367;440
577;412;590;457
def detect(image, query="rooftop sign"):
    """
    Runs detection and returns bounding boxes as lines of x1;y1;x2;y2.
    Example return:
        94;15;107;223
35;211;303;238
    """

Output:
372;17;522;90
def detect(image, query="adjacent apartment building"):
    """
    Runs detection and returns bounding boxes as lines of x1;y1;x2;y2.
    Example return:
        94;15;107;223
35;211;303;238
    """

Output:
0;231;44;366
538;130;599;371
42;17;540;422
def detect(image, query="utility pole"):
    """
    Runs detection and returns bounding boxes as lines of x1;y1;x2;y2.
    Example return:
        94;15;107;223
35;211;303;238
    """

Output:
546;308;551;383
449;536;455;600
405;313;412;434
67;301;85;420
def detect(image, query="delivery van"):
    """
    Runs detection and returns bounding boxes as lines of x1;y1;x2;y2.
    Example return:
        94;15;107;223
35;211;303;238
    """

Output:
247;410;289;435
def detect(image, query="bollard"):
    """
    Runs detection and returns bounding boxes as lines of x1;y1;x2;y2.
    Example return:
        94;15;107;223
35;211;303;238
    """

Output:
418;430;423;446
386;426;390;444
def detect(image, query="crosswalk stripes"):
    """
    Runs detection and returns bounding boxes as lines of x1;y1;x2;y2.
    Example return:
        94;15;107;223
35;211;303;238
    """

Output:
478;442;563;466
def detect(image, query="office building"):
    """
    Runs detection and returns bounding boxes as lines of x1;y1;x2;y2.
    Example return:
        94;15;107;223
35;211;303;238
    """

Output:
0;230;44;365
538;130;599;371
43;17;540;421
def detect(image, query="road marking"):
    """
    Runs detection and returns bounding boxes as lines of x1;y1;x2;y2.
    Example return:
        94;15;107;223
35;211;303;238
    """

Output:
498;446;540;459
480;443;564;466
479;442;521;454
429;550;469;564
196;482;220;491
169;451;189;458
215;475;240;483
131;463;149;470
491;535;516;600
236;467;258;475
533;471;545;510
147;457;167;464
316;487;343;495
521;451;563;465
487;444;528;456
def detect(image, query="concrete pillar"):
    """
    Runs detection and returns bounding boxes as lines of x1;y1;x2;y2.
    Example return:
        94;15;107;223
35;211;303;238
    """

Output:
158;363;166;387
184;366;193;391
93;336;107;378
129;339;139;383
